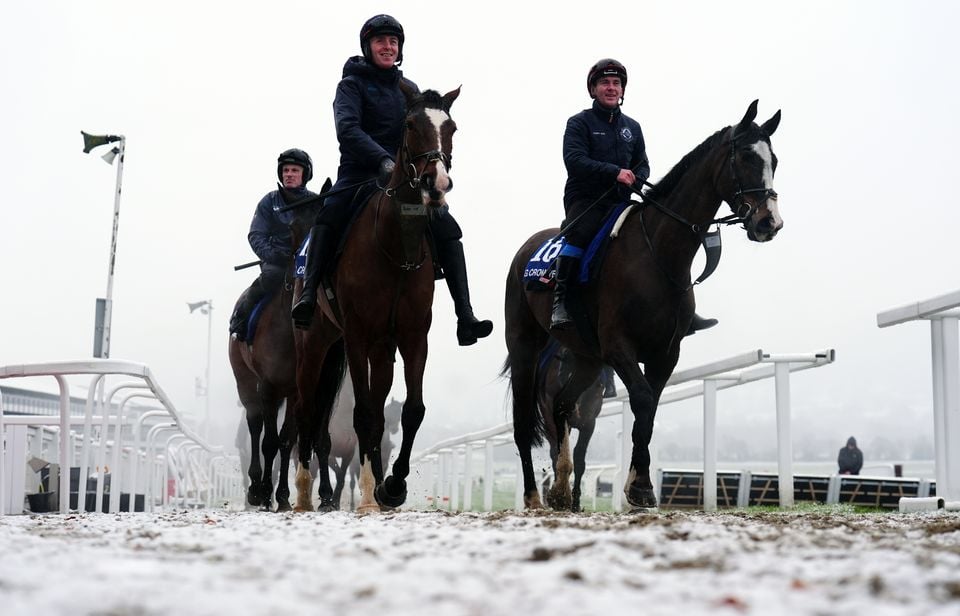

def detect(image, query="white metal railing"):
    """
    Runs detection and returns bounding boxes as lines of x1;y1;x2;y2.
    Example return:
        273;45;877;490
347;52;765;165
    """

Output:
408;348;835;512
879;289;960;504
0;359;243;514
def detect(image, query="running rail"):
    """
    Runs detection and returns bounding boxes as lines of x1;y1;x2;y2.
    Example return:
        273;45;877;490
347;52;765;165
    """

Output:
0;359;241;514
408;348;835;512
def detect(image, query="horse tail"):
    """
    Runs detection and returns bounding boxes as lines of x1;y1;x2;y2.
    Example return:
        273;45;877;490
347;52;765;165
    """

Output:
314;338;348;425
500;351;546;448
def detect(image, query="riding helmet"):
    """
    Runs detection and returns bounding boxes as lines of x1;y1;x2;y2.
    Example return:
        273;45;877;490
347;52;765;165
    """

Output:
360;14;405;66
277;148;313;185
587;58;628;96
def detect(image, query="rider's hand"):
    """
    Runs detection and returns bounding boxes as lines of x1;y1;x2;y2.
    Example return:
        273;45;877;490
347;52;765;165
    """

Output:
378;159;396;188
616;169;636;186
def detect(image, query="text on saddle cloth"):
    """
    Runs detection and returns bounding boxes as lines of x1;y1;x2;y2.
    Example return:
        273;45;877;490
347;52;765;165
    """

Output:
522;202;633;290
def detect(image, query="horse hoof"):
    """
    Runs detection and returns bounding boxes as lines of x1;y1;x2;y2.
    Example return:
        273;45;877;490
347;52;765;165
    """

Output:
275;500;292;513
246;489;261;507
317;500;337;513
626;485;658;510
546;487;572;511
356;503;381;515
524;492;544;510
258;503;272;512
374;477;407;509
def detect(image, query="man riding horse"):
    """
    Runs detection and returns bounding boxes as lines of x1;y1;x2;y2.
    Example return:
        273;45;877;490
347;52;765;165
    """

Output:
554;59;716;335
291;14;492;347
229;148;316;342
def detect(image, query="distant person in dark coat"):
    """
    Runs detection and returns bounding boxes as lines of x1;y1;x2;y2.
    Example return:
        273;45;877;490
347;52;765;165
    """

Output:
837;436;863;475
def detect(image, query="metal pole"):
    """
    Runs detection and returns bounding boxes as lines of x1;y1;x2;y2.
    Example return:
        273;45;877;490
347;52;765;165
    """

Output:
204;301;212;440
99;137;125;359
703;380;718;511
774;361;794;508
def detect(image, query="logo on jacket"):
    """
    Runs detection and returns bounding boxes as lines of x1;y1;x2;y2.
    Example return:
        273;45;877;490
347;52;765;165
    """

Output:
620;128;634;142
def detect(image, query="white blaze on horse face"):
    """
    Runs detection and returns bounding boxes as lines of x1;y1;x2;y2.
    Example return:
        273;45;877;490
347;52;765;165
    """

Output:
750;140;783;229
423;108;452;194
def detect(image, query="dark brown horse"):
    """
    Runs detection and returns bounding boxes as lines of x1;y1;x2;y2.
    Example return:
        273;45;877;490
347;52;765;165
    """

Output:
293;86;460;513
535;339;605;512
505;101;782;511
228;181;334;511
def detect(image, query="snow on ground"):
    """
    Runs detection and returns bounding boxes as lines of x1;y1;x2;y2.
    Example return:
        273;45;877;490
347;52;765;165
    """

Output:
1;509;959;615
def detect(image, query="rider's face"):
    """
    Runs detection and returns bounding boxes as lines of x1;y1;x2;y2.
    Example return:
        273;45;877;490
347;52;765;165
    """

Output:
369;34;399;69
281;164;304;188
591;76;623;109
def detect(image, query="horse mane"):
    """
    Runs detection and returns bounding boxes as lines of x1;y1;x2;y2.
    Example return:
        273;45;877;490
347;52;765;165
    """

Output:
643;127;728;202
409;89;448;112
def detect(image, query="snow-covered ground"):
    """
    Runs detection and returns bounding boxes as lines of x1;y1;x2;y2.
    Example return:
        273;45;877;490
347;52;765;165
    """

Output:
1;509;959;615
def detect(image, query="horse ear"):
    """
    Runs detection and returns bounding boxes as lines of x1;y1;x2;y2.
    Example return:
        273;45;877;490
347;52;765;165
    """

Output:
737;99;759;131
443;85;462;110
399;80;418;106
760;110;781;136
321;177;332;193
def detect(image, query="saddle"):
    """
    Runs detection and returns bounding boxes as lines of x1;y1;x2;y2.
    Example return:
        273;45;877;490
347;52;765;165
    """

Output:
523;202;634;291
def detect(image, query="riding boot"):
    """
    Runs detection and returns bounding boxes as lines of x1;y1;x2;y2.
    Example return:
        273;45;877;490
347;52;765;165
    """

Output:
291;225;331;330
601;366;618;399
440;239;493;346
550;255;579;331
685;312;719;337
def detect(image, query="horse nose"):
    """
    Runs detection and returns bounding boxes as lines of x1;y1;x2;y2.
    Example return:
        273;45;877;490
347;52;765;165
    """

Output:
756;215;781;238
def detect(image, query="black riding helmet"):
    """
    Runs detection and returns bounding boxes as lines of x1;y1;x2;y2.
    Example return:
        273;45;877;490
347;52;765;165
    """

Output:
360;14;405;66
277;148;313;185
587;58;628;97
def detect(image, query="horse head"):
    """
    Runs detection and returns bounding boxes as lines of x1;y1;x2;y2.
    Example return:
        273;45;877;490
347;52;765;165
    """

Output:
397;82;460;208
724;100;783;242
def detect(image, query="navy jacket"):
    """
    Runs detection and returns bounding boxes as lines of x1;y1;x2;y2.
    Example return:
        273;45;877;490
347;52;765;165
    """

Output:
248;187;315;266
563;100;649;207
333;56;420;182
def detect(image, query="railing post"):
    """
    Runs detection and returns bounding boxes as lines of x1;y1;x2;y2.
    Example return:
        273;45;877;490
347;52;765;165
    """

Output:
703;380;718;511
940;316;960;501
462;444;473;512
483;440;494;511
774;361;794;507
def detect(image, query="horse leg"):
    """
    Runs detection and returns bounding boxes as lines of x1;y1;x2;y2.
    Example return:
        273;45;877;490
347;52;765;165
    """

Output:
377;329;429;510
257;383;283;512
243;403;264;508
343;341;382;514
546;359;599;511
293;336;333;512
313;410;337;512
274;402;295;512
608;354;670;511
571;421;596;512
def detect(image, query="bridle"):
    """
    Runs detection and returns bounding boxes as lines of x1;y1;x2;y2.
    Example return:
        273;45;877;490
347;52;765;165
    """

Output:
721;128;778;226
385;108;449;196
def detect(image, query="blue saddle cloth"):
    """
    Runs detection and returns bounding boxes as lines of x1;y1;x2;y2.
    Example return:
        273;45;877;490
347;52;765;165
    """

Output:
245;295;271;343
522;202;631;290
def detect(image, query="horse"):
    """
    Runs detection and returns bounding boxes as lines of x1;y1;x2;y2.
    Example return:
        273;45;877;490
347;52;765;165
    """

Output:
504;100;782;511
292;85;460;513
228;181;338;512
534;340;605;511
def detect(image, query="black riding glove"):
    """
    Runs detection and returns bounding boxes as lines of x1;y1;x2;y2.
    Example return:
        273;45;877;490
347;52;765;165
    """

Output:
377;159;395;189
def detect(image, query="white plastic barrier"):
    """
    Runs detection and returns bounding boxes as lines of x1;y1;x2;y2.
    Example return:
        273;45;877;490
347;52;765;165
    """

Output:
878;290;960;503
409;348;835;512
0;359;242;514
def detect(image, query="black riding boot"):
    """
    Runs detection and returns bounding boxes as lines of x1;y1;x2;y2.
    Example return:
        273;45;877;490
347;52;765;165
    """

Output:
685;313;719;336
230;284;264;342
550;255;579;331
601;366;618;399
440;239;493;346
291;225;330;330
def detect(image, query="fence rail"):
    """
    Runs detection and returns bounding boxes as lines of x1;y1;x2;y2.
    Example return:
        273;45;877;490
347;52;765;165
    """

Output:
1;359;243;515
407;348;835;512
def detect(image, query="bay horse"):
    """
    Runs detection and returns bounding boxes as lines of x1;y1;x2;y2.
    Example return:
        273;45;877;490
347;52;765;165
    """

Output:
293;85;460;513
505;100;782;511
534;340;605;512
228;181;341;511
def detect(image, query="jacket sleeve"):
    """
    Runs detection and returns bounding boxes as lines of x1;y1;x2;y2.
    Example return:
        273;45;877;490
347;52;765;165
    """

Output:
247;195;288;265
563;115;620;183
334;77;392;165
631;124;650;186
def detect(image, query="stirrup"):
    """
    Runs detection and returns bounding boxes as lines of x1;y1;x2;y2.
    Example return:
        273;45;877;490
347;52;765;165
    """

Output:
550;306;574;331
291;297;315;329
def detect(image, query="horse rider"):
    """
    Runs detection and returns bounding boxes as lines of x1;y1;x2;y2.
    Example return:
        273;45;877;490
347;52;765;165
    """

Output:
229;148;316;342
552;58;717;335
291;14;493;347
